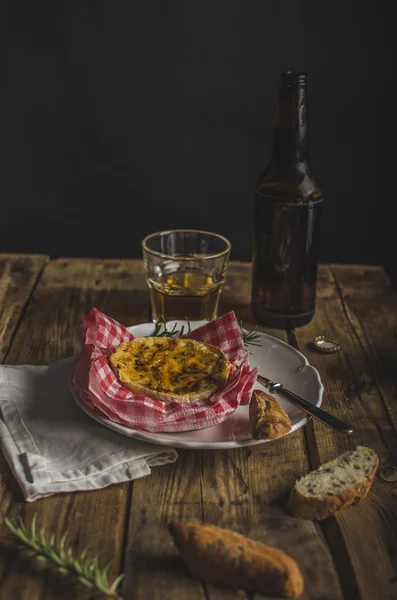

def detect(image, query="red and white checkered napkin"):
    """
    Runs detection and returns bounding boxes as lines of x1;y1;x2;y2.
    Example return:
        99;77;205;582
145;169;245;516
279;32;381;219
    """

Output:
72;308;258;433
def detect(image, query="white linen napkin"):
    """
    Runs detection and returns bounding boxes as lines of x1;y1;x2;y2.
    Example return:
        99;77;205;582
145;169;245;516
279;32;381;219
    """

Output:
0;357;178;502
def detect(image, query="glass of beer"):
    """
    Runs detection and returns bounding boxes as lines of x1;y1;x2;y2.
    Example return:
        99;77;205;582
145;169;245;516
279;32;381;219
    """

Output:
142;229;231;322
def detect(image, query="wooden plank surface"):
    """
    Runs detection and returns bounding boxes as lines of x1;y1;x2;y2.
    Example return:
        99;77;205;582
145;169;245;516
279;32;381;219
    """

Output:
0;254;50;595
291;265;397;600
0;256;396;600
118;261;341;600
124;336;343;600
0;257;147;600
0;254;49;361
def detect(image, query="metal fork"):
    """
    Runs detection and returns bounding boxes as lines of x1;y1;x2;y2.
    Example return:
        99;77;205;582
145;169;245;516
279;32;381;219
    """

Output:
257;374;353;435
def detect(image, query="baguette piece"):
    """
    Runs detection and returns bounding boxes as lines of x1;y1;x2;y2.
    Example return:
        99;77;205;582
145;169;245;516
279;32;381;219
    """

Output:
109;337;231;404
169;521;304;598
287;446;379;520
249;389;292;440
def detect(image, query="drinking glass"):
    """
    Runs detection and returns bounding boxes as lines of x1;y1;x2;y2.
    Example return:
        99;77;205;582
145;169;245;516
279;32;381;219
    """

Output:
142;229;231;322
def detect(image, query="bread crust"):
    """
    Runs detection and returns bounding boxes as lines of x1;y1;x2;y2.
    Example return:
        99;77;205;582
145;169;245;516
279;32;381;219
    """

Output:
287;446;379;520
249;389;292;440
169;521;304;598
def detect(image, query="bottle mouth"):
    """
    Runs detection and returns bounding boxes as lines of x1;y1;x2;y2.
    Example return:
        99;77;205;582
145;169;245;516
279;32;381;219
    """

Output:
282;70;307;86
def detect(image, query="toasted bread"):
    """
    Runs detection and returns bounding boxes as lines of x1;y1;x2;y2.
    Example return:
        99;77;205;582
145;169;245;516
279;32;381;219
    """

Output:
249;389;292;440
287;446;379;520
169;521;304;598
110;337;231;404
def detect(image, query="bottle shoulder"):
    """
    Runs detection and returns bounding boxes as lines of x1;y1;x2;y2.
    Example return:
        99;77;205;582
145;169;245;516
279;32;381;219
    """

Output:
255;161;323;203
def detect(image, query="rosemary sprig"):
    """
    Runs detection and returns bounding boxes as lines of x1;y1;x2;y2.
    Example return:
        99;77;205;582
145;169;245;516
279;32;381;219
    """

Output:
152;316;192;338
4;514;124;599
151;316;262;348
241;324;262;348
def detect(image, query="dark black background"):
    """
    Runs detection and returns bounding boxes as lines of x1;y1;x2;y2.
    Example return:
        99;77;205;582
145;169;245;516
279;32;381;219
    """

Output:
3;2;396;283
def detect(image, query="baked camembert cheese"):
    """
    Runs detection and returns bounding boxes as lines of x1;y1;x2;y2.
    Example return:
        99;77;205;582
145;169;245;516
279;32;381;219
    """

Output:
110;337;231;404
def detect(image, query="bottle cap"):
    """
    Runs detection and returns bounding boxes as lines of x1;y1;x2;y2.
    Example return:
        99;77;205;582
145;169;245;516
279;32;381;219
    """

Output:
379;466;397;483
314;335;341;354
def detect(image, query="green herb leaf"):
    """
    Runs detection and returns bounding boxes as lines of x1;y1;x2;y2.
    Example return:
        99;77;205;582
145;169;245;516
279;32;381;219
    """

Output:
4;514;124;599
241;323;262;348
152;316;192;338
151;316;263;349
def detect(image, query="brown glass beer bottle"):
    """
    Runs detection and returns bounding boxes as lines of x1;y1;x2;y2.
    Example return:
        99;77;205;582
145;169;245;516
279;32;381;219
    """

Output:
251;70;324;328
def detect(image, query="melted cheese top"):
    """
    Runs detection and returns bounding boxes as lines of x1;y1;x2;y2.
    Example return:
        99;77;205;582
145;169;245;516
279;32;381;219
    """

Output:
110;336;230;396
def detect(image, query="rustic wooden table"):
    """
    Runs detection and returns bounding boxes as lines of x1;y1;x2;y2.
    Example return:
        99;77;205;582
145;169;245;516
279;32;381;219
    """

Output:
0;253;396;600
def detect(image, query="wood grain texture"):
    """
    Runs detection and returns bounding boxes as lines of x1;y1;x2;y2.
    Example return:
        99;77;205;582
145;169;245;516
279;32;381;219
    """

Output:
291;264;397;600
200;442;343;600
123;324;343;600
0;257;139;600
0;258;396;600
0;253;51;591
0;253;48;361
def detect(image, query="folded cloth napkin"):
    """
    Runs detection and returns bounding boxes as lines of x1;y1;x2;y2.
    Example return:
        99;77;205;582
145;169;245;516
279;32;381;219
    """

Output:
0;357;178;502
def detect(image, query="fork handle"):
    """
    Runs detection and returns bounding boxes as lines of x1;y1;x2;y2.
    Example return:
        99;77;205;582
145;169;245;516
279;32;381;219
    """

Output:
256;375;353;435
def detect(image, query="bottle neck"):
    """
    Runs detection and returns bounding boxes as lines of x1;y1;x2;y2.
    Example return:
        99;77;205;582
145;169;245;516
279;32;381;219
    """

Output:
272;72;309;167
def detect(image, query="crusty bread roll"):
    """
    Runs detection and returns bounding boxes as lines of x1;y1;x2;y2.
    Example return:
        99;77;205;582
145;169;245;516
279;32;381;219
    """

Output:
249;389;292;440
109;337;231;405
287;446;379;520
169;521;304;598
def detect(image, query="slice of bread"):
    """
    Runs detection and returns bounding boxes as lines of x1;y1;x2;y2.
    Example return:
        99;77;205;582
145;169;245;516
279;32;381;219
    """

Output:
109;336;231;405
287;446;379;520
249;389;292;440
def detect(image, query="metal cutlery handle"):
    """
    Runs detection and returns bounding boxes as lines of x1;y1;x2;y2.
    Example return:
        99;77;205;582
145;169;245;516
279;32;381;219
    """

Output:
257;375;353;435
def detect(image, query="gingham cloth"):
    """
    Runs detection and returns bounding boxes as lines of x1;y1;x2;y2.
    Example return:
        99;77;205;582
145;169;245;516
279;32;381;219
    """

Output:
73;309;258;433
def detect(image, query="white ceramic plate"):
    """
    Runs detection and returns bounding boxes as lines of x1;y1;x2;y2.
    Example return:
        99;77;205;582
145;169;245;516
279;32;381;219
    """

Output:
73;320;323;449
